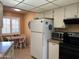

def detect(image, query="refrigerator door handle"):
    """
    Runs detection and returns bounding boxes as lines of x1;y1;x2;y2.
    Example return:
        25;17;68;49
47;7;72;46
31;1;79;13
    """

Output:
49;24;52;30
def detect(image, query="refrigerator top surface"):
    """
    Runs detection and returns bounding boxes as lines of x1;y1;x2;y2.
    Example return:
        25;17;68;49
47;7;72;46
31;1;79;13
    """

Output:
34;18;53;20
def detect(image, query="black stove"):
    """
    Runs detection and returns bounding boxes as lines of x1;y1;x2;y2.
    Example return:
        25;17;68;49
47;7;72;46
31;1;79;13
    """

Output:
59;32;79;59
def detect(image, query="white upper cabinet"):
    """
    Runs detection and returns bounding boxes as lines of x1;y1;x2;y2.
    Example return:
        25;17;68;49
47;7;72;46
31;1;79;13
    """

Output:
65;4;77;19
34;13;45;18
0;2;3;28
54;7;65;28
44;10;54;18
35;10;54;18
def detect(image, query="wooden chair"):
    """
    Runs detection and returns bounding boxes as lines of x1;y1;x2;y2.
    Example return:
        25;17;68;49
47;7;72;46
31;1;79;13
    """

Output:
18;34;26;48
0;35;3;41
11;36;19;49
6;37;11;41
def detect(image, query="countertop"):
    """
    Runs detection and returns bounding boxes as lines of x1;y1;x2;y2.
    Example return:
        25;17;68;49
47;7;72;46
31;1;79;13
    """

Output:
0;41;14;57
48;38;63;44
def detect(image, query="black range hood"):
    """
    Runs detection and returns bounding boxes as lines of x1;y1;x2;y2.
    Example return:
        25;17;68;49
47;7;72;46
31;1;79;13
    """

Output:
64;18;79;24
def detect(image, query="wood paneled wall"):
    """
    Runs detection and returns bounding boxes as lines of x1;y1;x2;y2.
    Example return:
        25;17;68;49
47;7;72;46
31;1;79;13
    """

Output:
3;10;37;47
24;12;37;39
3;10;25;34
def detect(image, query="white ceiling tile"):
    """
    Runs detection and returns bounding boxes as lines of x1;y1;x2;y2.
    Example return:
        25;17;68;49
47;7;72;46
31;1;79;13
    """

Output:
53;0;79;6
30;3;58;12
39;3;58;11
30;8;44;12
0;0;19;7
16;3;34;10
22;0;48;7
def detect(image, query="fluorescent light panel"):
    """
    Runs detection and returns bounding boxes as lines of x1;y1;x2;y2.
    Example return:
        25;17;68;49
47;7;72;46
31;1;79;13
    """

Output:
14;8;21;11
14;0;23;2
47;0;55;2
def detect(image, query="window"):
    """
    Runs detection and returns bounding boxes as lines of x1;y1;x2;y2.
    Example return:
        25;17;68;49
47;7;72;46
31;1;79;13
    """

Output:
2;17;10;33
12;17;20;33
2;16;20;34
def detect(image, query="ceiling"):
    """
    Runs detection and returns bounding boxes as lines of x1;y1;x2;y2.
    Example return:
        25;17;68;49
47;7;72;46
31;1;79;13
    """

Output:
3;6;27;14
0;0;79;12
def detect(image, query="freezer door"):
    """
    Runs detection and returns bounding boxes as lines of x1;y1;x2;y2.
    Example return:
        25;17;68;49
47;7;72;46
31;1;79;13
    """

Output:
30;20;43;32
43;20;53;40
31;32;43;59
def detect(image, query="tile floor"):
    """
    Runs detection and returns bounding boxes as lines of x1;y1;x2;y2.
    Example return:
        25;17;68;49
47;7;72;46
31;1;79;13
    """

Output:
13;47;32;59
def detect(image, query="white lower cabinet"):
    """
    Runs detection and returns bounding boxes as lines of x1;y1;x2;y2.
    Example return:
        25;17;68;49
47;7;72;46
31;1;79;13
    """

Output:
48;42;59;59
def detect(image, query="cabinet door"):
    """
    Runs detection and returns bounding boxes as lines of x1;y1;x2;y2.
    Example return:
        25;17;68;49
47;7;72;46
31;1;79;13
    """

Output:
35;13;44;18
54;7;65;28
0;2;3;27
49;42;59;59
65;4;77;18
44;10;53;18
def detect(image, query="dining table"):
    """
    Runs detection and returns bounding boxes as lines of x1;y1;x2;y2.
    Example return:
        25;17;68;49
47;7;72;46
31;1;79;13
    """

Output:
10;35;25;48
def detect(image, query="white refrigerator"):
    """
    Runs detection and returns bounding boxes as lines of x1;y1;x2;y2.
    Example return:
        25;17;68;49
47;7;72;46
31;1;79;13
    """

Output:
30;18;53;59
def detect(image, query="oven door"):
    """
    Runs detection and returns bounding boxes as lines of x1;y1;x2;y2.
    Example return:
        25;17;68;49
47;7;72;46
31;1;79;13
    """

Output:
59;43;79;59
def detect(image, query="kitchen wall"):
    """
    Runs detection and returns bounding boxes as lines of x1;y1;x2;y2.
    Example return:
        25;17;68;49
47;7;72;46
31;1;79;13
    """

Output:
24;12;37;46
65;24;79;32
35;2;79;32
0;2;3;34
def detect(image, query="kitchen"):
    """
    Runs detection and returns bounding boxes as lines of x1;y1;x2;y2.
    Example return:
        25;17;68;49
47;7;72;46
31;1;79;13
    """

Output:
0;0;79;59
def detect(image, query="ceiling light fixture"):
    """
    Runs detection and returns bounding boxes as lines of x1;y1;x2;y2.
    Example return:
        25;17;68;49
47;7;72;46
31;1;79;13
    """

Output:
14;8;21;11
47;0;55;2
14;0;23;2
